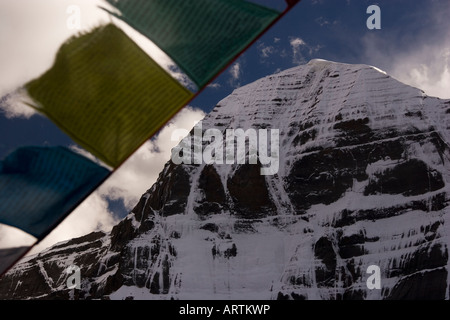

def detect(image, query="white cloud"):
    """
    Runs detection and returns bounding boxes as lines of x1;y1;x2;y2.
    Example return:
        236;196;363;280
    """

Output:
362;34;450;99
30;191;118;255
230;62;241;80
259;44;275;59
290;38;306;47
289;37;307;64
207;82;221;89
0;225;36;250
288;37;322;63
391;47;450;99
228;62;242;87
0;89;37;119
0;106;206;257
361;2;450;99
315;17;330;27
256;40;285;65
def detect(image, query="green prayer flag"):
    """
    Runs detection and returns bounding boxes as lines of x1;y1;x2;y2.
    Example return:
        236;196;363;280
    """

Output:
103;0;280;88
25;24;193;168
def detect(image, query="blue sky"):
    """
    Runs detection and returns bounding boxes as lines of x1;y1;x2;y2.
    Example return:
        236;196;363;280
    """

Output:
0;0;449;252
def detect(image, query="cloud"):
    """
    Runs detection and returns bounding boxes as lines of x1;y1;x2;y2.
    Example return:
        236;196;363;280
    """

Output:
258;44;275;59
256;39;284;64
391;47;450;99
0;225;36;250
0;106;206;256
0;90;37;119
228;62;242;87
207;82;221;89
361;1;450;99
290;37;306;47
315;17;330;27
289;37;322;65
30;192;118;255
289;37;307;64
230;62;241;80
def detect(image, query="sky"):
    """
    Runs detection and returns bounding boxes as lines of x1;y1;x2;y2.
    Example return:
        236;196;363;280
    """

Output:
0;0;449;255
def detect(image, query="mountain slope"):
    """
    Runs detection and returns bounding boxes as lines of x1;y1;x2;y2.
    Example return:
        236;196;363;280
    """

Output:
1;59;450;300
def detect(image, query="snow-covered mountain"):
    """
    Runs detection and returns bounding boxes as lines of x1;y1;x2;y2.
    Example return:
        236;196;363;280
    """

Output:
1;59;450;300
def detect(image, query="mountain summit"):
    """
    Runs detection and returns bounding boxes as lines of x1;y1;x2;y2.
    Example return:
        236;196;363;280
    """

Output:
1;60;450;300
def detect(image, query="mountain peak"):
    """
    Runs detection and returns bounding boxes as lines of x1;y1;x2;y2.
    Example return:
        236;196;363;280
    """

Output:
306;58;338;70
1;62;450;300
305;58;387;74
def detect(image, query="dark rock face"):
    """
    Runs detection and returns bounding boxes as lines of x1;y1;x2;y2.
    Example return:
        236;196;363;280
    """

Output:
1;60;450;300
227;163;276;218
314;237;337;287
147;162;192;217
387;268;448;300
364;159;444;196
195;165;227;216
287;147;362;210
